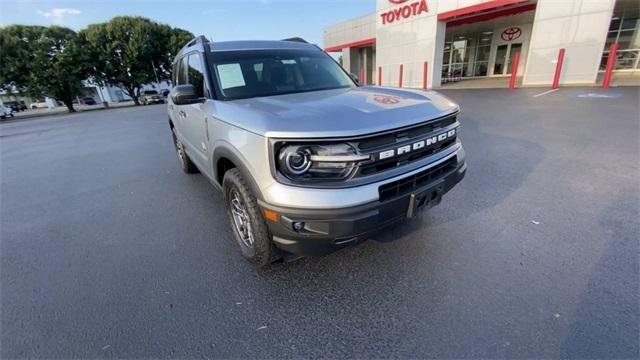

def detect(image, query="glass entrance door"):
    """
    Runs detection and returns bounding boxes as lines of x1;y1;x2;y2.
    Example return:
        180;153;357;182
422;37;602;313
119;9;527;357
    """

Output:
507;43;522;74
493;45;508;75
493;43;522;75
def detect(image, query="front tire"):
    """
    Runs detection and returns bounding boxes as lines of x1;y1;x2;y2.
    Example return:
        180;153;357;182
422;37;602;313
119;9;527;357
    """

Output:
172;128;198;173
222;168;279;267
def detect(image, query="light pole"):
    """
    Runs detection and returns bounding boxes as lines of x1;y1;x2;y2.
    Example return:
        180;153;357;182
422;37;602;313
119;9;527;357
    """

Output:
97;83;109;108
151;59;161;89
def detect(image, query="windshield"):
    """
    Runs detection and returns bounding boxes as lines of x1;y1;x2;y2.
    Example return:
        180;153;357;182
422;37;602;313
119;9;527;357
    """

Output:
144;90;158;95
209;49;355;100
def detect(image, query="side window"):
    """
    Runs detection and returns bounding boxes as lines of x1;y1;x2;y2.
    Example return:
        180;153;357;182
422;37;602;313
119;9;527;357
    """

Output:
177;57;188;85
187;53;205;98
253;63;264;81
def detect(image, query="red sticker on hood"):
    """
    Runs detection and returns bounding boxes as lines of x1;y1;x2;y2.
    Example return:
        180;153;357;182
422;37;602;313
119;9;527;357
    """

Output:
373;95;401;104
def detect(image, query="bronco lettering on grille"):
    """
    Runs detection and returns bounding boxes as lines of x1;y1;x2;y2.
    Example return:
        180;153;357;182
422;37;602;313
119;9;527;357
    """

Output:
377;128;456;160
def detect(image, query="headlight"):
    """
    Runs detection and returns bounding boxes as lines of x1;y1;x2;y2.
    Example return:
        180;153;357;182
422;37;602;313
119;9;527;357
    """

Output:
282;146;312;175
277;143;369;182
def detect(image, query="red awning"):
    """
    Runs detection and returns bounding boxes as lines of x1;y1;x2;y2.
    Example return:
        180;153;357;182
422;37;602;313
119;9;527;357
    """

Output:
325;38;376;52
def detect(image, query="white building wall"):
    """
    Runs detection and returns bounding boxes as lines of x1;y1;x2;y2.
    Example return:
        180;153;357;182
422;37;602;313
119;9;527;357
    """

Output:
326;0;618;88
324;14;377;50
523;0;616;85
375;0;436;88
375;0;494;88
437;0;505;13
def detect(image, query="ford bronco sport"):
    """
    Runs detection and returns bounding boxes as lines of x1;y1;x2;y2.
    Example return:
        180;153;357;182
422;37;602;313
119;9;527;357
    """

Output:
168;36;466;266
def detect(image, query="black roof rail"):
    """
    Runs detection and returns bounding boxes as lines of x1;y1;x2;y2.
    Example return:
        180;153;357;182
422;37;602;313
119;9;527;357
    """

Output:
281;37;308;43
186;35;210;47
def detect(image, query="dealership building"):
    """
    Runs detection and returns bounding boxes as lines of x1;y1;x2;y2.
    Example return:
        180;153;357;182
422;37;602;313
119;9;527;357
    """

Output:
323;0;639;88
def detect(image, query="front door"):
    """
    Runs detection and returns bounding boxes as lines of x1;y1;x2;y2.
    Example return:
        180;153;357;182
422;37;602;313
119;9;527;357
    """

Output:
493;43;522;75
176;52;209;168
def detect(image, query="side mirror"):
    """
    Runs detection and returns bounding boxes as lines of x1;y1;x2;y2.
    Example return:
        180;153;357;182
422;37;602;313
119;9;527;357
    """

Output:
349;73;360;85
171;85;202;105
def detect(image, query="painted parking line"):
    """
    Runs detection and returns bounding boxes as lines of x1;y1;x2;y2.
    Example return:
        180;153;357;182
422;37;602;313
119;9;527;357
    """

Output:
576;92;621;99
533;89;559;98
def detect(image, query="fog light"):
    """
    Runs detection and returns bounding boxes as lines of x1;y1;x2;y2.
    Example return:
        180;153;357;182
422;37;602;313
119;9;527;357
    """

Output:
292;222;305;232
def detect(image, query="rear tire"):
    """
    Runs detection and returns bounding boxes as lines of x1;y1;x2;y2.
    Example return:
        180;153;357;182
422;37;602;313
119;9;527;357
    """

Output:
172;128;198;174
222;168;280;267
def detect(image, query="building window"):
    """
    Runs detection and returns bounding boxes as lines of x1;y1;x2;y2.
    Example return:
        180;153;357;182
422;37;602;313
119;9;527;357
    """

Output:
600;12;640;71
442;31;494;81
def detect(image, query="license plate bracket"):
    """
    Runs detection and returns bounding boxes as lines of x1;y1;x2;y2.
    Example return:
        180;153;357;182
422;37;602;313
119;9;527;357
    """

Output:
406;182;445;218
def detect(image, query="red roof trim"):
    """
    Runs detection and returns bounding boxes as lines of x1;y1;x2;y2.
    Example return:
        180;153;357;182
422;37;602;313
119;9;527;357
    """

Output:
438;0;529;21
324;38;376;52
446;3;536;28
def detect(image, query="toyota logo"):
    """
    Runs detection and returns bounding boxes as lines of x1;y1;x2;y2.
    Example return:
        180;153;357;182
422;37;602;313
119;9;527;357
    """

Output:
501;27;522;41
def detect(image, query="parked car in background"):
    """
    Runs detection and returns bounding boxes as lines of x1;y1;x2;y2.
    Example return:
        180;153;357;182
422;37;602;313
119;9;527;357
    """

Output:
0;105;15;119
82;97;97;105
3;101;27;112
30;100;49;109
139;90;165;105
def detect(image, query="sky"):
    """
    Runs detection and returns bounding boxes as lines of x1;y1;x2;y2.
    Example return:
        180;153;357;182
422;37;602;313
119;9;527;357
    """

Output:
0;0;374;47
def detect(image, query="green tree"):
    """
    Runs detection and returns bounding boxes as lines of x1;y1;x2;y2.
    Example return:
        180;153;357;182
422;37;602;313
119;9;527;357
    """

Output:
166;27;194;81
0;25;91;112
0;25;46;91
82;17;193;105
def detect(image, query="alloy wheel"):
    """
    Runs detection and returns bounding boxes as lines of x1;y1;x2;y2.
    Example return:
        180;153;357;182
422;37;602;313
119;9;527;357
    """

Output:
174;134;186;166
229;189;254;248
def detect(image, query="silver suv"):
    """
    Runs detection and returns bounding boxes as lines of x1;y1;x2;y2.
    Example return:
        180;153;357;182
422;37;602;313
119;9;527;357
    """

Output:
168;36;466;266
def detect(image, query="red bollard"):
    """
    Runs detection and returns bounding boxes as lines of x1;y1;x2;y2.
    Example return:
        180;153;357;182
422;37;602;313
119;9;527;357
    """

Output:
399;64;404;88
378;66;382;86
509;52;520;90
552;48;565;90
423;61;429;90
359;68;365;85
603;43;618;89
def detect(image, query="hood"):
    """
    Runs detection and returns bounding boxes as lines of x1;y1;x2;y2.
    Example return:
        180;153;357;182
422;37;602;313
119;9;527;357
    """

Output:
207;86;459;138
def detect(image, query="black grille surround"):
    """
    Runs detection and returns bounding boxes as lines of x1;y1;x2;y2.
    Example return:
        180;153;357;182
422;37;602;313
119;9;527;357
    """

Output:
270;111;460;188
352;113;458;178
357;114;456;152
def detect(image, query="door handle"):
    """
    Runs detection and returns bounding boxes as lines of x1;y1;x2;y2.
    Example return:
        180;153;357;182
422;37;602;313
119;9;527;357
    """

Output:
179;110;186;118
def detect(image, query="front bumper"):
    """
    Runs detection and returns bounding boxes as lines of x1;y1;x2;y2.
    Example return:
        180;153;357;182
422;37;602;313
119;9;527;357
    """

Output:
260;158;466;256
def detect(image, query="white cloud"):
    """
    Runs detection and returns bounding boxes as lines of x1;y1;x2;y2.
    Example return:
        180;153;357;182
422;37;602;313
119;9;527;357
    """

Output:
37;8;82;21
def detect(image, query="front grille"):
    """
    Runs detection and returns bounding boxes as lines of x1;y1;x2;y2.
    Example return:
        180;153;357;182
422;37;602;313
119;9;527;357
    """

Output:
357;114;456;151
352;113;458;178
358;137;456;176
378;157;458;202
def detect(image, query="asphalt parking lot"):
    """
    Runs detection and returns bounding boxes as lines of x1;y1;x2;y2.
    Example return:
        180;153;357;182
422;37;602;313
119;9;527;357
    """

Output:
1;87;638;358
